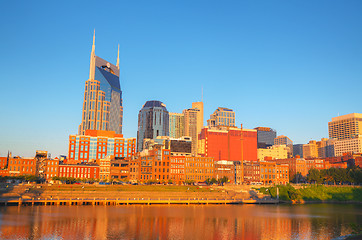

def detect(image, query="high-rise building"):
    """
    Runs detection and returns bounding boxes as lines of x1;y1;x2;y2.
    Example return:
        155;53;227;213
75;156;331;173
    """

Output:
303;140;318;158
254;127;277;148
137;100;169;152
169;112;184;138
328;113;362;140
274;135;293;157
79;31;123;135
207;107;235;128
183;108;199;155
192;102;204;135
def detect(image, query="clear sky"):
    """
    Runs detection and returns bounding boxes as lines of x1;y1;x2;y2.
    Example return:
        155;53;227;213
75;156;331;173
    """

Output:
0;1;361;158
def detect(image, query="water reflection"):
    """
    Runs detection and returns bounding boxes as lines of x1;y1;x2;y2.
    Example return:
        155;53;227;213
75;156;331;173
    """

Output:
0;204;360;240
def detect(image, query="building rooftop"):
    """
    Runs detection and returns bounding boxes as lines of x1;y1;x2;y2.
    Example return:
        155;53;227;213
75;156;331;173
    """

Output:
142;100;167;110
331;113;362;122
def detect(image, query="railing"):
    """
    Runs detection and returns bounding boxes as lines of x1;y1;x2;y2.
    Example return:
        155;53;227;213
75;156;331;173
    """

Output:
0;197;279;206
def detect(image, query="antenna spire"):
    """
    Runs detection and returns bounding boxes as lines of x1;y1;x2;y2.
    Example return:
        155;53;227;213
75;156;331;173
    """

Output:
89;29;96;80
116;44;120;68
92;29;95;51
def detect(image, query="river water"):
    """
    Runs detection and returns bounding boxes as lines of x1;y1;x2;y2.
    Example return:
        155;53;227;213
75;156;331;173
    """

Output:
0;204;360;239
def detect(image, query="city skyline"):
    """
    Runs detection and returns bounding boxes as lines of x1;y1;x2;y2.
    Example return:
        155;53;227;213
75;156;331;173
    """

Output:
1;1;362;157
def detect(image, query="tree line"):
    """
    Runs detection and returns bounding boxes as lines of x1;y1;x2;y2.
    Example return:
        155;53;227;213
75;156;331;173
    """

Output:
305;167;362;184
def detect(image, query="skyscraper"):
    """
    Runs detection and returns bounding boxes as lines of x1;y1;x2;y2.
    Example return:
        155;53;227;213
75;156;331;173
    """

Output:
79;31;123;135
183;108;199;155
192;101;204;135
137;100;169;152
169;112;184;138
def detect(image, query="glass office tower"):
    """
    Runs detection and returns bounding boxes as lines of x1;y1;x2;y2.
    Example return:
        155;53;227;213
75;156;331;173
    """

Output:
79;31;123;135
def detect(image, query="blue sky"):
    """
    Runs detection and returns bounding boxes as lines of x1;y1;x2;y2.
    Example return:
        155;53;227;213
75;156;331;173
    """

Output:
0;1;361;158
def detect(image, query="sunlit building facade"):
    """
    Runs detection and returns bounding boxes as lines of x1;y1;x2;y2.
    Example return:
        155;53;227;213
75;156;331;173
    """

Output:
169;112;184;138
328;113;362;140
207;107;235;127
68;130;136;163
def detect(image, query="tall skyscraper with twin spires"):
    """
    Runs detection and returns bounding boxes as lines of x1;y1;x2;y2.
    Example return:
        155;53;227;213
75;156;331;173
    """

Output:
79;31;123;135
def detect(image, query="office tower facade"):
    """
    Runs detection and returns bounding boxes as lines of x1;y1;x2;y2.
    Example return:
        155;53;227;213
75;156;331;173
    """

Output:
169;112;184;138
192;101;204;135
183;108;200;155
293;144;304;157
137;100;169;152
79;32;123;135
334;135;362;156
274;135;293;157
317;138;335;158
254;127;277;148
68;130;136;163
303;140;318;158
328;113;362;140
207;107;235;127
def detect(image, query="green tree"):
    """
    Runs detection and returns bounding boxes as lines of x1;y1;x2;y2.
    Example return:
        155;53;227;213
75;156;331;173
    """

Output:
307;169;323;184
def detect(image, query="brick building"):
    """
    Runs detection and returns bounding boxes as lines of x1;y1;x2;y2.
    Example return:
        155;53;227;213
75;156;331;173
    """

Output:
58;164;99;180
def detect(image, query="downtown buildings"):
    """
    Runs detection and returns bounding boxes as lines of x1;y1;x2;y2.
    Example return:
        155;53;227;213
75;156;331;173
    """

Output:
2;33;362;186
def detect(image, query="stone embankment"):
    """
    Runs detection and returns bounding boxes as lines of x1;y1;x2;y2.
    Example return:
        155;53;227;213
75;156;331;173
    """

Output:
0;183;270;203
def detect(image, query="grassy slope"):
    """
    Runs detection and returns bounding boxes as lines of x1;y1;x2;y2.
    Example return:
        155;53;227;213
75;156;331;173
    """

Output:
258;185;362;202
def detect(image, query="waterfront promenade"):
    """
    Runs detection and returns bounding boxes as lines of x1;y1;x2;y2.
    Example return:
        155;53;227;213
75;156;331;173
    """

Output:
0;197;279;206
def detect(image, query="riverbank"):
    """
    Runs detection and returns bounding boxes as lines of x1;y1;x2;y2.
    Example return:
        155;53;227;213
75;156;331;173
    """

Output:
0;183;266;201
258;184;362;203
1;183;361;205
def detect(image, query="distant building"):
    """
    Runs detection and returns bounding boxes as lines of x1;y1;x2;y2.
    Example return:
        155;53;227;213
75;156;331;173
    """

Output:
183;108;199;155
317;138;335;158
68;130;136;163
274;135;293;157
334;135;362;156
257;145;289;161
303;140;318;158
254;127;276;148
79;31;123;135
207;107;235;128
192;102;204;135
144;136;192;156
137;100;169;152
169;112;184;138
328;113;362;140
293;144;304;158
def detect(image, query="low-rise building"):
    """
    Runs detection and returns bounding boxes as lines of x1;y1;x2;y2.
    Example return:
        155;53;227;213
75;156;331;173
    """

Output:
243;160;260;184
214;160;235;183
58;164;99;180
185;156;214;183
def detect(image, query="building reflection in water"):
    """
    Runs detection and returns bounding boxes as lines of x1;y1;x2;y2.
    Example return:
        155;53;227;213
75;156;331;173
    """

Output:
0;204;359;239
